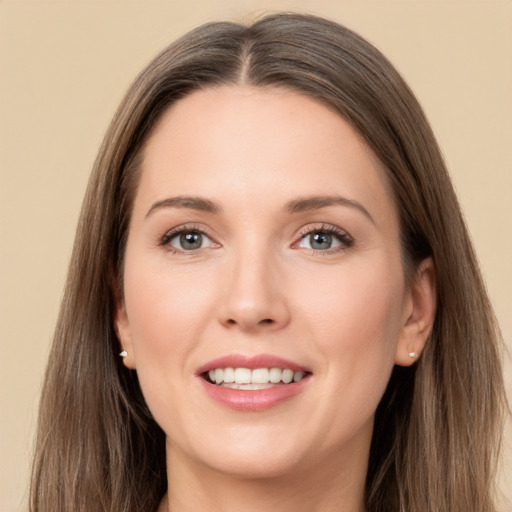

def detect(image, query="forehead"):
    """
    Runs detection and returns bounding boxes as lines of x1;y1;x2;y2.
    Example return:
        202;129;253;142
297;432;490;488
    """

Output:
135;85;397;223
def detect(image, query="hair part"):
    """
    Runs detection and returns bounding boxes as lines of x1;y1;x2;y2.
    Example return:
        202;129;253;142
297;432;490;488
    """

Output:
31;13;505;512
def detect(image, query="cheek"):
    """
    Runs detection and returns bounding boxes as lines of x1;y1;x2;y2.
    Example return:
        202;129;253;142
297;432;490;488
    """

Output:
300;258;405;386
121;259;220;432
303;264;404;441
124;251;213;340
121;253;217;388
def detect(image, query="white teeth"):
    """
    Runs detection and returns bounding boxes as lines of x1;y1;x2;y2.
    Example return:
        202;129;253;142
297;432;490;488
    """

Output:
282;369;294;384
269;367;282;383
234;368;252;384
293;371;305;382
251;368;270;383
222;383;274;390
206;367;307;386
223;367;235;383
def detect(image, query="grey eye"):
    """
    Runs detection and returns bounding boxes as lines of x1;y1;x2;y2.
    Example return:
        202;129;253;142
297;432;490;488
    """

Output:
170;231;211;250
310;232;333;250
300;231;341;251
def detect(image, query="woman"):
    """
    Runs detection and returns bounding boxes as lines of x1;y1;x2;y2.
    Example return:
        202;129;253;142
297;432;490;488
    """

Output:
30;13;505;512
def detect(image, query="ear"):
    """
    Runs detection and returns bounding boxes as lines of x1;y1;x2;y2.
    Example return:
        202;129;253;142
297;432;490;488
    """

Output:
395;257;436;366
114;294;137;370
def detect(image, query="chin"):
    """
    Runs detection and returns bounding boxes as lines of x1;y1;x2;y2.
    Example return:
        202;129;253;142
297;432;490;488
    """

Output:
203;449;304;480
175;426;309;479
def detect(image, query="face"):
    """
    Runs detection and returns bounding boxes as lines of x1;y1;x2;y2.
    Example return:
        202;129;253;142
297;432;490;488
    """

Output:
116;86;425;480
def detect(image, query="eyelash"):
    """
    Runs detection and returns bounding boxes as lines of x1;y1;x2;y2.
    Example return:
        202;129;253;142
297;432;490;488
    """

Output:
159;225;215;254
295;224;354;254
159;224;354;255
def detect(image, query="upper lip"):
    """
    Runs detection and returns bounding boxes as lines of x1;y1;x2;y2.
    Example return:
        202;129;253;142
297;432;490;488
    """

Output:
196;354;310;375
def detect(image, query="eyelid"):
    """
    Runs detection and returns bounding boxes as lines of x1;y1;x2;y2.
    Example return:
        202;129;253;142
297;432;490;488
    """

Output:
159;224;220;253
292;223;354;253
158;222;353;254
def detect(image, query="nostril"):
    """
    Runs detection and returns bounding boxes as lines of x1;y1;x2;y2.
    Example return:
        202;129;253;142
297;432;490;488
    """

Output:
226;318;274;325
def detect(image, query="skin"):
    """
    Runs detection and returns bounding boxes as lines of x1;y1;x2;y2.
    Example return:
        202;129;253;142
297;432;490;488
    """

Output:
115;86;436;512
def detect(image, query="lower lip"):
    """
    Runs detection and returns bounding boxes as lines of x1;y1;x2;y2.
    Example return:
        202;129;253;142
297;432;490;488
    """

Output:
199;377;310;412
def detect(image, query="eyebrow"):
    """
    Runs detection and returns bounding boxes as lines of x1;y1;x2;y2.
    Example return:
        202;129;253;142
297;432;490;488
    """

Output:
285;195;375;225
145;194;375;224
146;196;221;218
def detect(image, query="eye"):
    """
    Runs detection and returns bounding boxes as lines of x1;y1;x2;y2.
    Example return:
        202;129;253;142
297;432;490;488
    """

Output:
171;231;206;250
295;225;354;252
161;228;217;252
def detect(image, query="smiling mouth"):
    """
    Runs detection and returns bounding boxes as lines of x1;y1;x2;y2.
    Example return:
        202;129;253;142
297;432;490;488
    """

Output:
203;367;310;390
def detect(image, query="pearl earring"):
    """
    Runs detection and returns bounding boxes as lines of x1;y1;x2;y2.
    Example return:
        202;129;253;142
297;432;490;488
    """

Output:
119;350;128;358
408;352;416;358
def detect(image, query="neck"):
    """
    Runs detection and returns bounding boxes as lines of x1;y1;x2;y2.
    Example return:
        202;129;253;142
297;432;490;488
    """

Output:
159;440;368;512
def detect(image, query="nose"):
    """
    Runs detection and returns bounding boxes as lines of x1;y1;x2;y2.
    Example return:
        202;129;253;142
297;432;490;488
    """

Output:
218;247;291;332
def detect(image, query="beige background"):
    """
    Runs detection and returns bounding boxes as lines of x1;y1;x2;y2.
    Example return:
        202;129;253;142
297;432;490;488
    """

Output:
1;1;511;511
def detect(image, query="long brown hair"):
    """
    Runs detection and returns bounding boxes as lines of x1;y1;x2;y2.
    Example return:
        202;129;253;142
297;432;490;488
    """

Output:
30;13;505;512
